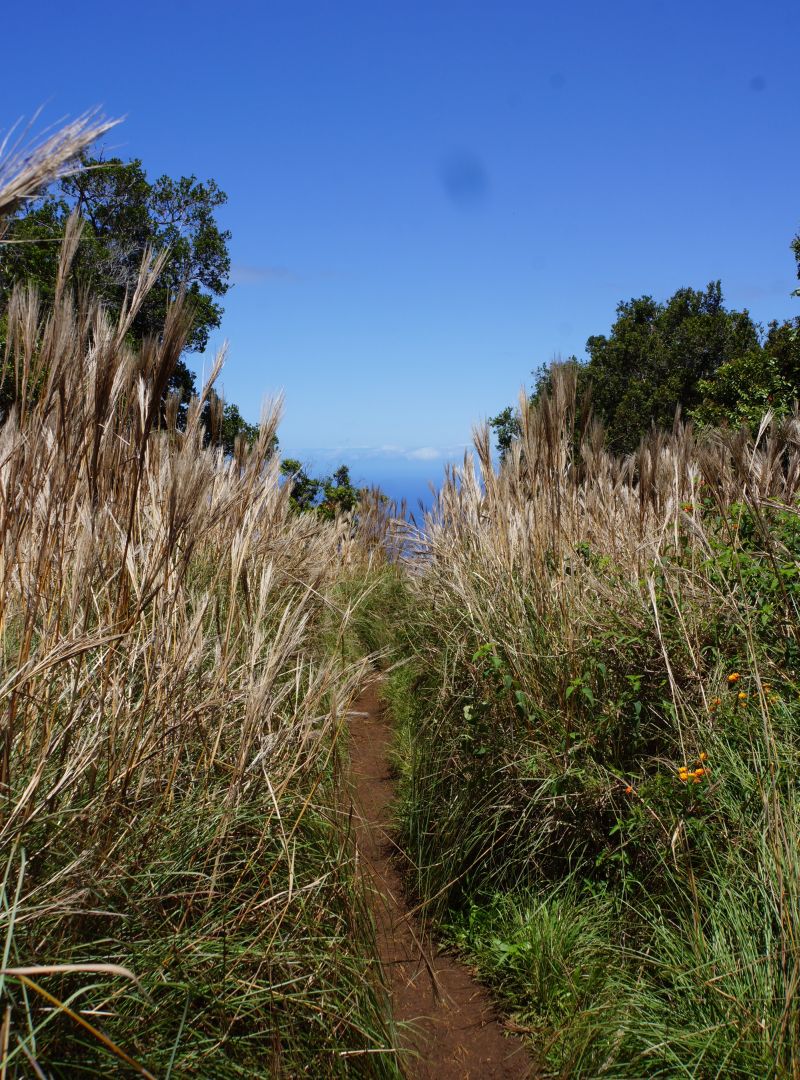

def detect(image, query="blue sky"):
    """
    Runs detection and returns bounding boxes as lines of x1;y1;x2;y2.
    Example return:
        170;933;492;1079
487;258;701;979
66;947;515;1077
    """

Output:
3;0;800;497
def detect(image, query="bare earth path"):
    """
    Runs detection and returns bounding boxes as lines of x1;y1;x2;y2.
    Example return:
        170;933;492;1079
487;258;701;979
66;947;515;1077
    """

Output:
349;680;533;1080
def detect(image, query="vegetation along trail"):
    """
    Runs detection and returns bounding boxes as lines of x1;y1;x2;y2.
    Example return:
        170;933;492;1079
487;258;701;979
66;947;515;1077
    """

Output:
349;679;533;1079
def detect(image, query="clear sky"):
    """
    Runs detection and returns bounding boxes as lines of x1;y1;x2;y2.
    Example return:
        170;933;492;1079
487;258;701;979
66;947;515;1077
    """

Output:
3;0;800;496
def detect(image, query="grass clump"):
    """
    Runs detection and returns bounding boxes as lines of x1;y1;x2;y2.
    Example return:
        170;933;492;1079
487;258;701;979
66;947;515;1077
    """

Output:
0;129;399;1077
378;370;800;1076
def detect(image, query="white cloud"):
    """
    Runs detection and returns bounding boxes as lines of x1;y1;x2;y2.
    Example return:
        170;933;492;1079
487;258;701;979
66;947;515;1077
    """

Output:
406;447;442;461
281;443;469;464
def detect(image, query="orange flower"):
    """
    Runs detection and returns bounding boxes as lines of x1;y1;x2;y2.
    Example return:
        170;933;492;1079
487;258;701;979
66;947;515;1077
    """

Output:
728;672;741;684
625;785;633;795
738;692;748;703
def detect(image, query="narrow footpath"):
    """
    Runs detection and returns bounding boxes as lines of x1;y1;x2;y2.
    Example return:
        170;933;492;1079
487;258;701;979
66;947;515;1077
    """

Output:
349;680;533;1080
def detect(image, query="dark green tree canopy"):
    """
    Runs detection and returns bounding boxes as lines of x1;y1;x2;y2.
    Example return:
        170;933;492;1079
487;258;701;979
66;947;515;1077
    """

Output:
280;460;360;518
691;318;800;429
491;282;774;456
1;155;230;350
0;155;231;410
584;282;759;452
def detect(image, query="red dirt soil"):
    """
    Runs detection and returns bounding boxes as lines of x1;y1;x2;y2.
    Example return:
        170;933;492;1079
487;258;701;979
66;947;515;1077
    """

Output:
349;680;534;1080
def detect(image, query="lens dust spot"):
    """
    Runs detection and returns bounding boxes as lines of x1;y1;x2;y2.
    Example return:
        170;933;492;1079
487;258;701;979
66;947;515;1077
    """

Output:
440;150;490;209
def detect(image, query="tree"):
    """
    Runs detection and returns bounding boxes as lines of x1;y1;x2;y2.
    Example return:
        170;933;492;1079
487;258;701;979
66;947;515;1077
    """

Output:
691;349;792;429
318;465;359;520
691;231;800;428
692;319;800;428
280;459;324;512
0;154;231;412
492;283;762;456
280;460;361;517
584;282;759;452
210;398;260;455
490;359;583;458
488;405;520;459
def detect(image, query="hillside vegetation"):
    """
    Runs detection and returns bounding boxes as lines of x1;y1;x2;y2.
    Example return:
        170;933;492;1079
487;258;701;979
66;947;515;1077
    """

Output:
3;117;800;1079
0;122;398;1078
374;369;800;1076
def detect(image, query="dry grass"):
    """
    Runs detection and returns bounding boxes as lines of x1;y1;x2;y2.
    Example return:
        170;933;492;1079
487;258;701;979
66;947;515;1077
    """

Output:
0;125;398;1076
380;367;800;1076
0;111;119;228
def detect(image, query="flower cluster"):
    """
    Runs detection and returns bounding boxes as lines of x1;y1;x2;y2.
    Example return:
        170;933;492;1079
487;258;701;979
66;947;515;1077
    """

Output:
710;673;778;713
678;752;708;784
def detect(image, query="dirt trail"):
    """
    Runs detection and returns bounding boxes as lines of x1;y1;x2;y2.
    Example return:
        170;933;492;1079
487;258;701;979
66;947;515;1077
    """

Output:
349;680;533;1079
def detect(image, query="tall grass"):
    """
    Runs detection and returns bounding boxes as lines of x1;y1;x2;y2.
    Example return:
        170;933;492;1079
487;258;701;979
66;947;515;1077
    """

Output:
0;129;398;1076
381;368;800;1076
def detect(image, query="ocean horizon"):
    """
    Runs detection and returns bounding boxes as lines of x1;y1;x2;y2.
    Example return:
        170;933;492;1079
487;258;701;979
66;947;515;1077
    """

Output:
282;445;479;515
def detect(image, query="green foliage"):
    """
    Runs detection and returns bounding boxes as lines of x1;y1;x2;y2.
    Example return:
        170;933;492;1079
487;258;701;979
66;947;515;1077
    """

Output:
280;458;323;511
377;391;800;1074
0;155;231;420
1;155;230;351
448;889;617;1054
217;399;260;453
584;282;759;451
692;320;800;428
319;464;360;520
488;405;520;459
448;837;800;1078
492;281;798;456
692;347;793;427
386;545;800;1071
281;459;361;518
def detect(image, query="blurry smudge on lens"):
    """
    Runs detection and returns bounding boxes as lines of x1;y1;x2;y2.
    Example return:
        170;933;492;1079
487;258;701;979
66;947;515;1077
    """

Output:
440;150;489;208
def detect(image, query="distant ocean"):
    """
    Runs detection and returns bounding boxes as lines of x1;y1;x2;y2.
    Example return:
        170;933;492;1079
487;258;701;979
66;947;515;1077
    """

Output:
282;447;476;517
351;466;441;514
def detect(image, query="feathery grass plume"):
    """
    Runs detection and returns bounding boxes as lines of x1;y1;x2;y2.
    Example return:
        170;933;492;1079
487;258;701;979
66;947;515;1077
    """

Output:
374;365;800;1076
0;111;119;226
0;122;399;1076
